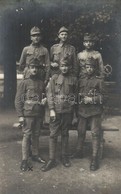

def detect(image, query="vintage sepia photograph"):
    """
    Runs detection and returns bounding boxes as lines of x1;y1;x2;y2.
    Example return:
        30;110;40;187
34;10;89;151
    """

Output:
0;0;121;193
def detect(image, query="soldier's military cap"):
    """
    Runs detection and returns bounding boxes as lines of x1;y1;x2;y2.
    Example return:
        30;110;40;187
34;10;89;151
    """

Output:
28;58;40;67
30;26;41;35
58;26;68;34
60;58;69;66
84;33;95;41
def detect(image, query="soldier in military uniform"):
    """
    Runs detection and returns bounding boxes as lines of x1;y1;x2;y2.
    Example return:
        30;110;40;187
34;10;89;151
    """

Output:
19;26;50;84
72;58;104;171
41;58;77;172
50;26;78;77
77;33;104;78
15;59;46;171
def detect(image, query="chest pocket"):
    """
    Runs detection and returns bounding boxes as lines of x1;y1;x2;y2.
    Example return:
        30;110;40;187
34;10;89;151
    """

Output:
26;50;34;64
24;101;43;115
27;49;34;55
53;51;61;62
26;86;42;100
64;51;72;60
26;86;34;98
67;82;74;95
55;83;61;94
38;54;45;66
78;82;85;96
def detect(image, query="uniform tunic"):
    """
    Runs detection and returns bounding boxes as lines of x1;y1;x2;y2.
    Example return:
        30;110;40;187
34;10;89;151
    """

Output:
47;73;77;159
15;75;45;117
15;75;45;160
77;50;104;78
76;75;104;156
78;75;104;118
50;43;78;76
19;44;50;81
47;73;77;113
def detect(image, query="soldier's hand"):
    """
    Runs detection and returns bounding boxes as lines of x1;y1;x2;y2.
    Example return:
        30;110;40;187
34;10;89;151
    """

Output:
41;98;47;105
19;117;25;126
50;110;56;122
84;96;93;104
46;78;51;90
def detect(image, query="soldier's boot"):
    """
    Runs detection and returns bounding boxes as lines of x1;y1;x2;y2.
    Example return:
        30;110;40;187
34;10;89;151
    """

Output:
71;136;84;159
28;137;32;157
90;156;99;171
90;133;100;171
61;156;71;167
61;136;71;167
41;159;57;172
70;149;84;159
41;138;57;172
20;160;29;172
31;136;45;164
22;134;31;163
32;156;45;164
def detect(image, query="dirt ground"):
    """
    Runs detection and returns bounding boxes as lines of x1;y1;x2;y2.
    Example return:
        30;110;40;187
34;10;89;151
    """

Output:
0;109;121;194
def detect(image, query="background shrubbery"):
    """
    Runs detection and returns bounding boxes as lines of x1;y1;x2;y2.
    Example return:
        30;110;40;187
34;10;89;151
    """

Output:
0;0;121;106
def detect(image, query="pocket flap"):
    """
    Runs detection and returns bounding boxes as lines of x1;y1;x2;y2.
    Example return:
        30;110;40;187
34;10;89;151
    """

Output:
24;101;34;110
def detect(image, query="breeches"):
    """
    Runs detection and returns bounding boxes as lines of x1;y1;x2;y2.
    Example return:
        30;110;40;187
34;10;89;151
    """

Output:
22;117;42;160
49;113;73;139
77;114;102;156
49;113;73;159
77;115;102;137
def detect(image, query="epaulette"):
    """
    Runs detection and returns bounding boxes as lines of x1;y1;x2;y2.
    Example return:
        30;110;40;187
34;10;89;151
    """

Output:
96;75;102;79
51;74;59;80
51;44;59;48
24;45;30;49
77;50;85;56
23;75;31;79
94;50;100;54
79;74;87;79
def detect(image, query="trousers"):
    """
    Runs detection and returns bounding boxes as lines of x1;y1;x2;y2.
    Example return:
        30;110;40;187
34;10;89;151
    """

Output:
22;117;42;160
49;113;73;159
77;114;102;157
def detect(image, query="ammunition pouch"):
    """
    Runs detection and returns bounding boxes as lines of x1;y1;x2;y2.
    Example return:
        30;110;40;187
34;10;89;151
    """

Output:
24;100;44;113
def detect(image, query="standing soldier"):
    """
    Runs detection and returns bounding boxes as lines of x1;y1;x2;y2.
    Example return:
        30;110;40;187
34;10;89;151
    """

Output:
77;33;104;78
41;58;77;172
15;59;46;171
19;26;50;84
50;26;78;77
72;58;104;171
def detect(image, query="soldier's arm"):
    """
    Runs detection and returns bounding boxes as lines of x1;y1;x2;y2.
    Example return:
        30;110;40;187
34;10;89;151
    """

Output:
99;79;106;103
41;82;47;105
19;47;27;71
74;78;79;117
44;49;51;84
72;47;78;76
91;79;104;104
47;76;56;110
15;80;26;117
76;53;81;78
50;46;59;68
50;46;54;62
98;53;104;78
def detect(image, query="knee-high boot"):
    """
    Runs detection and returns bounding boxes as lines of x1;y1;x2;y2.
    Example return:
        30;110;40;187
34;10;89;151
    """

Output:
49;137;57;160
